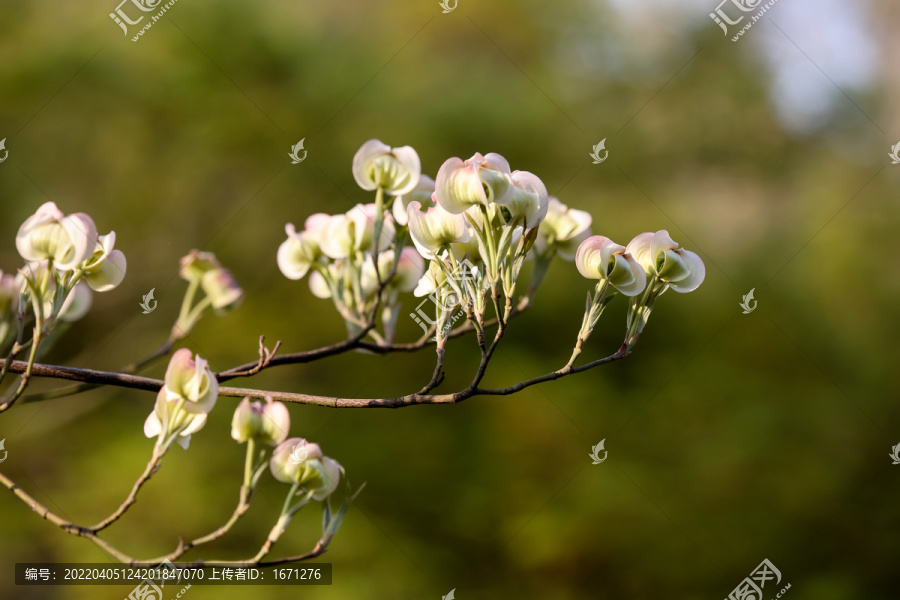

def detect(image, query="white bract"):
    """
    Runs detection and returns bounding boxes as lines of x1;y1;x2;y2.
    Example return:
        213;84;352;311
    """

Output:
277;214;329;280
16;202;98;271
434;152;514;214
81;232;127;292
406;201;471;260
575;236;647;296
319;205;395;260
144;349;219;449
500;170;549;228
352;139;421;196
626;230;705;293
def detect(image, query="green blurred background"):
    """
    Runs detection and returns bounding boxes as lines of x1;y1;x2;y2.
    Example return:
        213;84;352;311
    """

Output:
1;0;899;598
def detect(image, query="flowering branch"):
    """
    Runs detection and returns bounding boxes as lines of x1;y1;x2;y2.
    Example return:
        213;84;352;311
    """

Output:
0;139;706;568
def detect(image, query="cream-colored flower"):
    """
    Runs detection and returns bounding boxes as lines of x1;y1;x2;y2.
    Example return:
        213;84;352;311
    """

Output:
319;205;395;260
143;393;209;450
625;230;705;293
434;152;514;214
499;171;549;228
575;236;646;296
352;139;421;196
160;348;219;414
16;202;97;271
277;214;330;280
231;397;291;446
536;197;593;260
406;200;471;260
81;232;127;292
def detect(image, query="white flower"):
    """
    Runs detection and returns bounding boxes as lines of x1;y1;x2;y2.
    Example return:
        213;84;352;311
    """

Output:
625;230;705;293
270;437;344;501
434;152;514;214
277;214;330;280
499;171;549;228
536;198;593;260
575;236;646;296
352;139;421;196
160;348;219;413
144;349;219;449
81;232;127;292
143;394;209;450
319;205;395;260
406;200;471;260
392;175;435;226
16;202;98;271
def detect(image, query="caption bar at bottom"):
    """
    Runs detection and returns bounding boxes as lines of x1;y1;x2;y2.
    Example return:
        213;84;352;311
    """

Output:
15;563;332;585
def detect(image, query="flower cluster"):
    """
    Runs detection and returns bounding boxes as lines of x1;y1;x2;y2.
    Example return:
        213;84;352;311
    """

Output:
1;202;127;354
276;139;705;358
277;141;426;344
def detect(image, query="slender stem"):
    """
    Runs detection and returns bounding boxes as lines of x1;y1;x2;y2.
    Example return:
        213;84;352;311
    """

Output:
0;296;44;413
89;440;170;532
0;470;327;567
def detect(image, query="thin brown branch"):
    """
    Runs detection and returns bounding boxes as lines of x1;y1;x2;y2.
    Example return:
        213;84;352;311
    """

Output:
0;341;627;408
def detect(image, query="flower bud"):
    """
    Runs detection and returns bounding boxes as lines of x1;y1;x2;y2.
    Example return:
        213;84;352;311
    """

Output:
201;267;243;312
231;397;291;445
179;250;222;282
352;139;421;196
575;236;646;296
82;232;127;292
162;348;219;414
269;438;344;501
16;202;98;271
625;230;705;293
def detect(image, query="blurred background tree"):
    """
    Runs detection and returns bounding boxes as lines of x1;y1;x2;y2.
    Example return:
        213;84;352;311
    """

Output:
0;0;898;598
